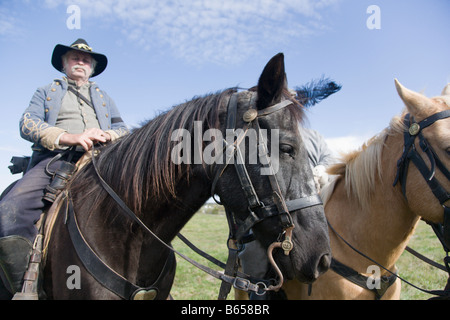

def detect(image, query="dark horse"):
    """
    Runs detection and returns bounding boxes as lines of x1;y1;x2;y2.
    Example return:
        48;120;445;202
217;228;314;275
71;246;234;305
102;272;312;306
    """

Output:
8;53;331;299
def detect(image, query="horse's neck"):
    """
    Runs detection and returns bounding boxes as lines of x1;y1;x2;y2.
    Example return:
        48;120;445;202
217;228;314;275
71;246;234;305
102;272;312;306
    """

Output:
142;172;212;243
327;133;420;273
72;165;211;284
132;171;211;282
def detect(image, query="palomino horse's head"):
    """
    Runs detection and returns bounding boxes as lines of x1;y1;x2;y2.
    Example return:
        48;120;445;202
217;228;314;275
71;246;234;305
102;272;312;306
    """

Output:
214;54;331;284
394;80;450;225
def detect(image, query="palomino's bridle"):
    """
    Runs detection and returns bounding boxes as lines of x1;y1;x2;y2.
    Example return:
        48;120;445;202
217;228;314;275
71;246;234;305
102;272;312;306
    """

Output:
393;110;450;254
65;90;323;300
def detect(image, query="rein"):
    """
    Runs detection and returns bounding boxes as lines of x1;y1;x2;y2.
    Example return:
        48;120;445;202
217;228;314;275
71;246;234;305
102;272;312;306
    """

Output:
63;145;264;299
70;143;265;299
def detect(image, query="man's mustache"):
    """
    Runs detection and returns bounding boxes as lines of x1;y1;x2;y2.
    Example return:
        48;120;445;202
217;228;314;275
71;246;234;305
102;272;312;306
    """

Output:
71;65;88;74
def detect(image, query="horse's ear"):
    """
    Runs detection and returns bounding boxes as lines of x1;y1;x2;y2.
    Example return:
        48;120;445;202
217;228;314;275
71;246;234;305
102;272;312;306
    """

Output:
395;79;435;119
441;84;450;96
440;84;450;107
257;53;287;110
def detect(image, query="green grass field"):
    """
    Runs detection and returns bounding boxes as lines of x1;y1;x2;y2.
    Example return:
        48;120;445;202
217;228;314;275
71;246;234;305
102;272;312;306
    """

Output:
170;205;448;300
396;220;448;300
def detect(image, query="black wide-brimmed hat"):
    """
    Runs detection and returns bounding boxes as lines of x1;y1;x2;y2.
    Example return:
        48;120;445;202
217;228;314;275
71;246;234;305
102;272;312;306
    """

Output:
51;38;108;77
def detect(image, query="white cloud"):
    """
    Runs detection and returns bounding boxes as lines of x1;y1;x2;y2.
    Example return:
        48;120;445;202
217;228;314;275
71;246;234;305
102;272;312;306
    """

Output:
0;7;18;37
325;134;373;156
43;0;340;65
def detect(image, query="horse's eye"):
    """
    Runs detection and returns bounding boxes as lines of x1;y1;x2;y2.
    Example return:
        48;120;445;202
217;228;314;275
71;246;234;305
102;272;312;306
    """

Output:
280;144;294;155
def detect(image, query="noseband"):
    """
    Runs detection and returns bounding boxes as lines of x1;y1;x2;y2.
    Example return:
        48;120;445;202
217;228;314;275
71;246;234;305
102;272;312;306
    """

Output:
394;110;450;253
211;92;323;296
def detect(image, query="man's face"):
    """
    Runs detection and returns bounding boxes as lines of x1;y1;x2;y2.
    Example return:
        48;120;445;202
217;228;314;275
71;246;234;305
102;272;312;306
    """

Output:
63;50;93;83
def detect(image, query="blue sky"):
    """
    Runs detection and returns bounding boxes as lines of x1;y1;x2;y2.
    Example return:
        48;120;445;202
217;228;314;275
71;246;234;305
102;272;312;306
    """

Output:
0;0;449;191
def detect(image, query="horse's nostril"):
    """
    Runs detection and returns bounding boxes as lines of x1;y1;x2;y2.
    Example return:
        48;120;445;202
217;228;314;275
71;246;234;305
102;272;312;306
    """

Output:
317;253;331;275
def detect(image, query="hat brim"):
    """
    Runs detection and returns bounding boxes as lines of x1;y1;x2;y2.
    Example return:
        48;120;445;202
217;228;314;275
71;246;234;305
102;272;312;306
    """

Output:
51;44;108;78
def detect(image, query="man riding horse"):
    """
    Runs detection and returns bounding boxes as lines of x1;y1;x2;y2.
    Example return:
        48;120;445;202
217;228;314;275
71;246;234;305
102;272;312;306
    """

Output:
0;39;129;296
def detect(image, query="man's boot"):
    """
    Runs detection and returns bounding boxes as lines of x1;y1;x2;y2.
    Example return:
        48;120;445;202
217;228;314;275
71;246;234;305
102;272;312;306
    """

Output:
0;235;33;298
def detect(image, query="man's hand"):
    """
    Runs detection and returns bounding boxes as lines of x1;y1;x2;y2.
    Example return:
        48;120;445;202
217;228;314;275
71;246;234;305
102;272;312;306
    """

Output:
59;128;111;151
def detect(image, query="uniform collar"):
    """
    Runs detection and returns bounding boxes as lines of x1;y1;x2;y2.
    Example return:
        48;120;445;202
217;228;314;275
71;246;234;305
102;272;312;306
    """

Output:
63;76;92;89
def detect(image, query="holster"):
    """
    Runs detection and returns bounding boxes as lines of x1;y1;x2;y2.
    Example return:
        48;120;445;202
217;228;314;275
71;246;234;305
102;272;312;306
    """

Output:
43;160;77;203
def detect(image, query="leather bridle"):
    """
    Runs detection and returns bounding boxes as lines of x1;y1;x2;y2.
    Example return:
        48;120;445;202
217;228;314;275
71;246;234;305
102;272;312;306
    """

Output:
212;92;323;241
211;91;323;297
393;110;450;294
393;110;450;253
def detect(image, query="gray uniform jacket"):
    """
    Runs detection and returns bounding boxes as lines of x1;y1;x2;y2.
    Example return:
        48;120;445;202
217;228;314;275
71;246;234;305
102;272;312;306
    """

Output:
20;78;129;165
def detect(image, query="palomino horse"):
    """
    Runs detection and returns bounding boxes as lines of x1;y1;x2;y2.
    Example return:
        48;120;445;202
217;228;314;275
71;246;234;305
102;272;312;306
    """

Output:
2;53;331;299
282;80;450;300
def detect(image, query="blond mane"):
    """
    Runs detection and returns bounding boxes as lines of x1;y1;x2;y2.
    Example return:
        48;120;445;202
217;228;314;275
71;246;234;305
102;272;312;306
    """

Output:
320;112;407;208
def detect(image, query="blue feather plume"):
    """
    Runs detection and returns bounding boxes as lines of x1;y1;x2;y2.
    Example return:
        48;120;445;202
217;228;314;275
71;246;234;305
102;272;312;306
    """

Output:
294;77;342;108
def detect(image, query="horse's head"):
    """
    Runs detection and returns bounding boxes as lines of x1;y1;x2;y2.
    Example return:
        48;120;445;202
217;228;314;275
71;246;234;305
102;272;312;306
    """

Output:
394;80;450;224
214;53;331;284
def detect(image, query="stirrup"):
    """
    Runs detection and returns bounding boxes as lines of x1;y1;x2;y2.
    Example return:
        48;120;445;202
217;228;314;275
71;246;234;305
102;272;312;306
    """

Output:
12;234;43;300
